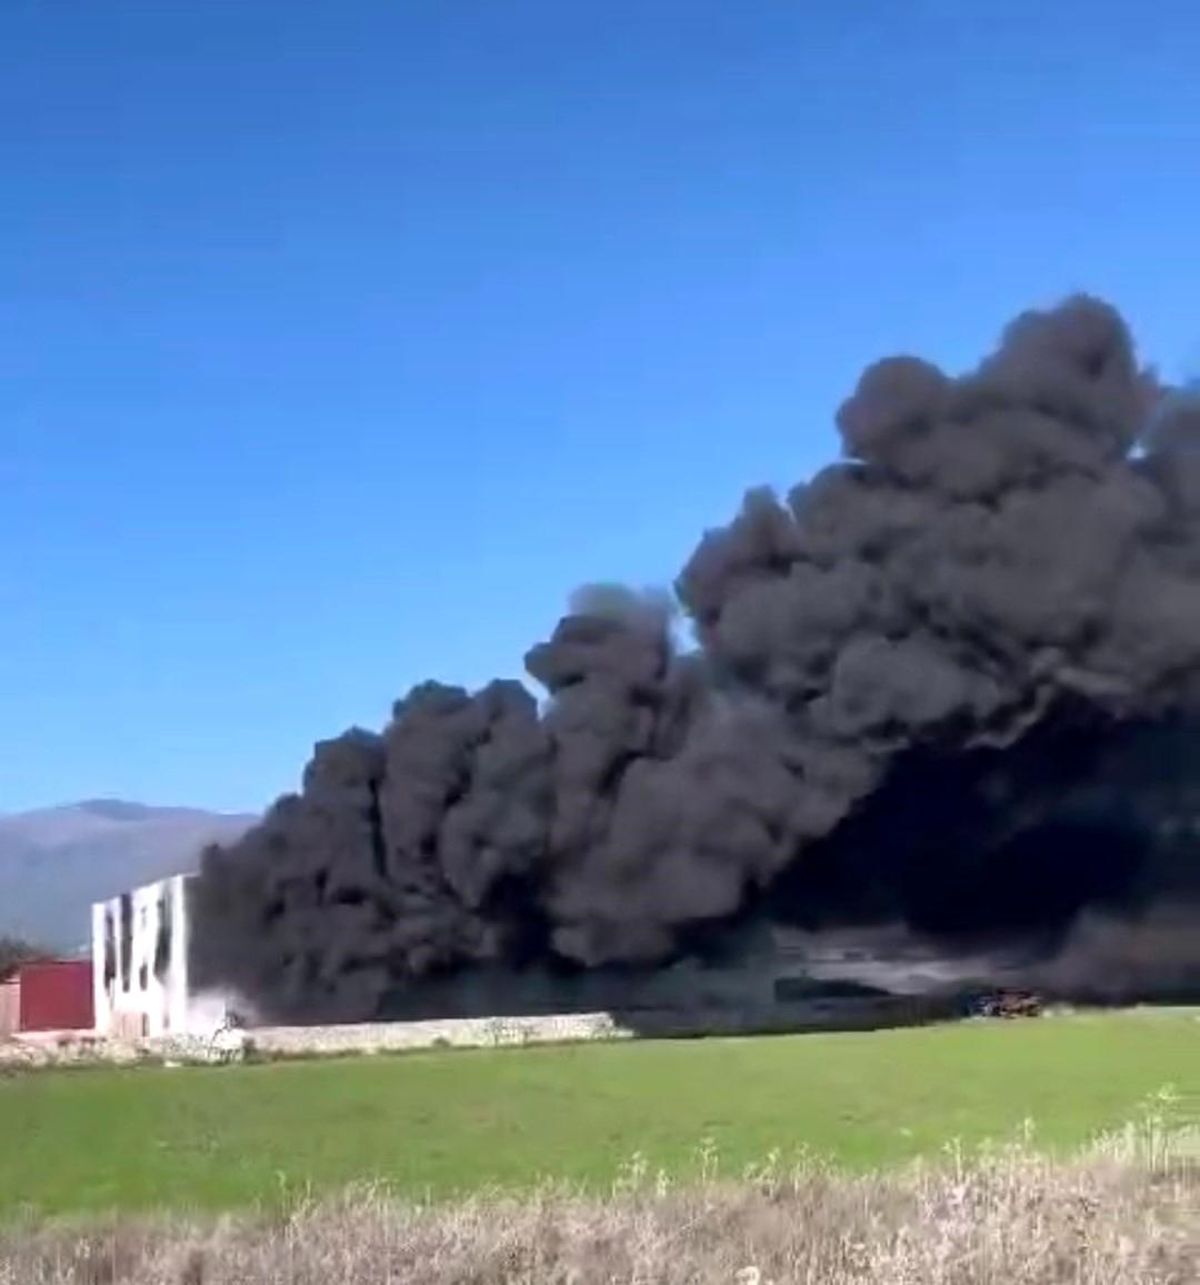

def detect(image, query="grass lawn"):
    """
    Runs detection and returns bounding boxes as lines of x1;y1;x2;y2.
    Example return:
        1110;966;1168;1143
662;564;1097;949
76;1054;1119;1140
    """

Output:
2;1012;1197;1216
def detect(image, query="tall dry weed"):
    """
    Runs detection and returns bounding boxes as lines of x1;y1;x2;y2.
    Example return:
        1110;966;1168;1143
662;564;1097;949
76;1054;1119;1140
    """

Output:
1;1117;1195;1284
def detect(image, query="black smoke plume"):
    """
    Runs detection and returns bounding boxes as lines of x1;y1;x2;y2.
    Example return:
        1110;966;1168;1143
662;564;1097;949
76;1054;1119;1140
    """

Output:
191;297;1200;1021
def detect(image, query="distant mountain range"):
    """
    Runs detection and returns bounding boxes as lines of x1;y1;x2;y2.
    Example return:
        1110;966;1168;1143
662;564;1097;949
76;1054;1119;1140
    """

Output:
0;799;256;951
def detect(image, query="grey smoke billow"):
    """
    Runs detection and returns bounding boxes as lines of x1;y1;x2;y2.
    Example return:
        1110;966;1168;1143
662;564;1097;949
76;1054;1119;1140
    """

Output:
191;296;1200;1020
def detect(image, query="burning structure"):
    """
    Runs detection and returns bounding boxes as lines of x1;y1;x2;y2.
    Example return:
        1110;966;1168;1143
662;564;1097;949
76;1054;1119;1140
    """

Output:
190;296;1200;1026
93;876;229;1039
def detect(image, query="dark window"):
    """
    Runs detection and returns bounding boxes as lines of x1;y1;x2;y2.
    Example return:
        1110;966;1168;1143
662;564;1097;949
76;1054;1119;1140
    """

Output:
103;911;116;987
154;889;173;981
119;893;133;992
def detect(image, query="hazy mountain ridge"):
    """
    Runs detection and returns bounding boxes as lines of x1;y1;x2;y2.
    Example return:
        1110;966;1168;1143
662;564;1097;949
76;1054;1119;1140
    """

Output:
0;800;255;950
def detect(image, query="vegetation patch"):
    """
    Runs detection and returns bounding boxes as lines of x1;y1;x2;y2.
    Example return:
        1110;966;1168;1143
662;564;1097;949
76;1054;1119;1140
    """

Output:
0;1123;1195;1284
1;1012;1196;1217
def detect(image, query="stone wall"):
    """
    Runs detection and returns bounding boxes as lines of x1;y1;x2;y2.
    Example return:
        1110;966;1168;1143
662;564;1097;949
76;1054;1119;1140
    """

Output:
248;1011;634;1057
0;1031;143;1069
0;1013;632;1067
0;994;952;1068
229;996;939;1060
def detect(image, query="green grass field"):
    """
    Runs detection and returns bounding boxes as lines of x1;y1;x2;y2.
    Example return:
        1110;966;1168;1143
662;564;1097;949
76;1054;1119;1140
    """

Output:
2;1013;1196;1217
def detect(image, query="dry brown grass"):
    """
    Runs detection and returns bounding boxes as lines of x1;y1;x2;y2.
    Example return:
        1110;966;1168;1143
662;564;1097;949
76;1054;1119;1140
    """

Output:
2;1124;1195;1284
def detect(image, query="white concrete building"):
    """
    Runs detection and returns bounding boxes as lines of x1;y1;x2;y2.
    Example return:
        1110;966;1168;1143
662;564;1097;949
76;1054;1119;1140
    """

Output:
91;874;228;1038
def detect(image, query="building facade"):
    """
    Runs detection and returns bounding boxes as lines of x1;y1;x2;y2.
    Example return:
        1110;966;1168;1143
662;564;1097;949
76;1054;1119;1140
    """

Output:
91;874;228;1038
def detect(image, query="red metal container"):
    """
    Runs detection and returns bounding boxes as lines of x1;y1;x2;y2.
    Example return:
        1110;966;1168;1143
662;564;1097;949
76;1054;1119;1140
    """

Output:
17;960;94;1032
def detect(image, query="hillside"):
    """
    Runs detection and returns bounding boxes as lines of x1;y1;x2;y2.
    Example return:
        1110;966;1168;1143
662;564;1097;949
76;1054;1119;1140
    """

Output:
0;799;254;950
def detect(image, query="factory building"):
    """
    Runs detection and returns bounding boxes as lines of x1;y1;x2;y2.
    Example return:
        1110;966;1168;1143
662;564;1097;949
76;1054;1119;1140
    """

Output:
91;873;228;1039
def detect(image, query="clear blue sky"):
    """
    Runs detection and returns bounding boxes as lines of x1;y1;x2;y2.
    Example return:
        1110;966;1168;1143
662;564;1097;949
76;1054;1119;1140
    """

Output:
4;1;1200;814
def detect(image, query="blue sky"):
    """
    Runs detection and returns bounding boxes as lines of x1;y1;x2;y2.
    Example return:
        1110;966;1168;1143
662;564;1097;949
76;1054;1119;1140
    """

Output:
4;1;1200;814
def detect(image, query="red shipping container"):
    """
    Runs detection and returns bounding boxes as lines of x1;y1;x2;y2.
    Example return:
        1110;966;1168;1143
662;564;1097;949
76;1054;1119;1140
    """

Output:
17;960;94;1032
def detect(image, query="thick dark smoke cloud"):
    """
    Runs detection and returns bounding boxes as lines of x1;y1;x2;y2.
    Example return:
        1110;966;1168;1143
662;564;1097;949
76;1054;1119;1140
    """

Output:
191;296;1200;1021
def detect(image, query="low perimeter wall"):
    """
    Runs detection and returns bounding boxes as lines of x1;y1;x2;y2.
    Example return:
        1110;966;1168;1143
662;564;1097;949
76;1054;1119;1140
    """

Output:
248;1011;633;1058
0;996;954;1067
0;1014;628;1067
245;998;950;1058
